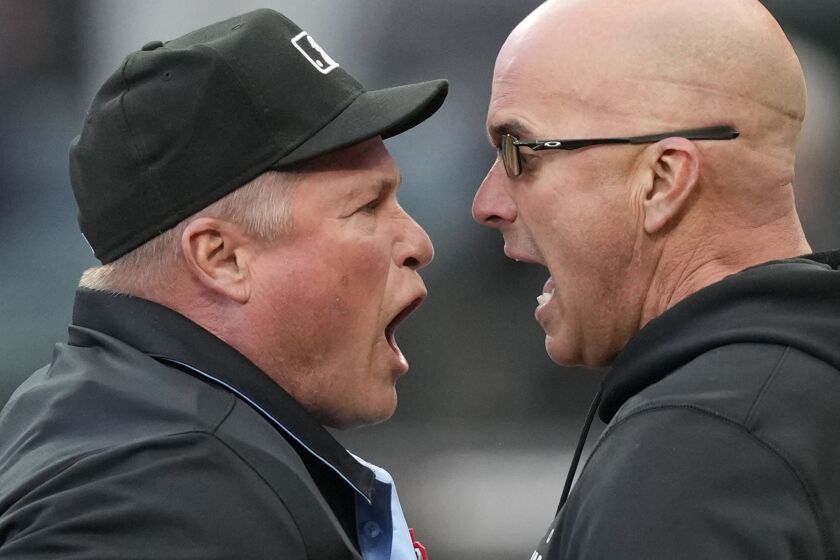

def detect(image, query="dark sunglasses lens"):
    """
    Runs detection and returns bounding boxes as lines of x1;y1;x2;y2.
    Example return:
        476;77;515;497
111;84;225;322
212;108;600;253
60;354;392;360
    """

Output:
500;135;521;177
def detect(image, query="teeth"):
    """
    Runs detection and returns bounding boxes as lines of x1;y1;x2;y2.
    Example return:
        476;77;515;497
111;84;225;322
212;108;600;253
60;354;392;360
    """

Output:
536;291;554;306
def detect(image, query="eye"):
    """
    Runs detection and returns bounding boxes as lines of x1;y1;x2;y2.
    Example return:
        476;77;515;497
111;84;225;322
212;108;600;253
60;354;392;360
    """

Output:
358;196;382;214
519;147;541;173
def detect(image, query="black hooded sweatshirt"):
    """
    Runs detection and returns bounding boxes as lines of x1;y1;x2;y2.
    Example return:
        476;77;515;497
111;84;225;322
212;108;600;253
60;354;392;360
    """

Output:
534;252;840;560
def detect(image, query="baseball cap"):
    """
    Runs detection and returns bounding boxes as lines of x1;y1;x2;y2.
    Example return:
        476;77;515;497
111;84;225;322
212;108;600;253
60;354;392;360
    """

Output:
69;8;448;264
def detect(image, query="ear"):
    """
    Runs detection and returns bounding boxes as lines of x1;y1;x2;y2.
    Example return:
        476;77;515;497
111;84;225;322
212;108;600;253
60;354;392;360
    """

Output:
180;218;253;304
641;137;701;234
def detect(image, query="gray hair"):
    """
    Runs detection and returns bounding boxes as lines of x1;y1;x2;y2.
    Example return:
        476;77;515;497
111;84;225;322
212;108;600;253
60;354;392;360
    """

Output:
79;170;299;296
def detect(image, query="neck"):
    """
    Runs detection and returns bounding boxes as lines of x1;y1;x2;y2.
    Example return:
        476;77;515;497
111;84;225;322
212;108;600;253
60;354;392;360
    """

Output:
640;208;811;328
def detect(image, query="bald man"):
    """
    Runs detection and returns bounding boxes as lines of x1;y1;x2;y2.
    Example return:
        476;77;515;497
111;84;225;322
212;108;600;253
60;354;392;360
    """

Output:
474;0;840;558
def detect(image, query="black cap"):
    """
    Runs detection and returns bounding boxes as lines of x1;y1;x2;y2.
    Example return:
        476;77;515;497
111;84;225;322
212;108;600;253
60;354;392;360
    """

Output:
70;9;448;264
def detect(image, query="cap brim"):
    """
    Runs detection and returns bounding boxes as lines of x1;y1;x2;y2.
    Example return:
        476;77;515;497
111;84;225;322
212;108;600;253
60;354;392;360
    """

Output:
272;79;448;168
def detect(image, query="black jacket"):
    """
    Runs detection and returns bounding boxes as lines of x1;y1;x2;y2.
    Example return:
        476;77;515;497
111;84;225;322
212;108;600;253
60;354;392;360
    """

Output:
535;252;840;559
0;290;377;558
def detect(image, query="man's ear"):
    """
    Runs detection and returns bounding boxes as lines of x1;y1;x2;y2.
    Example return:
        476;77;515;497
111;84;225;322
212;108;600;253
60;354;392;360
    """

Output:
180;218;253;304
641;137;701;234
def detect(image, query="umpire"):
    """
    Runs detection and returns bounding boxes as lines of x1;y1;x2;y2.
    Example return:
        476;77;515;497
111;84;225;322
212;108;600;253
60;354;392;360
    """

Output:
0;9;446;559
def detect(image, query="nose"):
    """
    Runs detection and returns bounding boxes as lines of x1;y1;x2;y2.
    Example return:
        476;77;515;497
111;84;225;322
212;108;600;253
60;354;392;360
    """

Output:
397;208;434;270
472;158;516;228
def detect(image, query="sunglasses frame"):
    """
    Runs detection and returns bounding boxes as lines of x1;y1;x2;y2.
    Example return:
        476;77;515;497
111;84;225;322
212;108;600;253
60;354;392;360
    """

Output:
500;125;740;178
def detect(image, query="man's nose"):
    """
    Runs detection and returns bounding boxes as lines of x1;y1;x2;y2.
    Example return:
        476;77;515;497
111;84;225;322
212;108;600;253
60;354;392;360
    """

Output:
472;159;516;228
398;210;434;270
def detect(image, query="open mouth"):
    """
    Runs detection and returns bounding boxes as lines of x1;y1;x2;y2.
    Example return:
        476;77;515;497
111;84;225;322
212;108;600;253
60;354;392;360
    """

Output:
537;276;555;305
385;297;424;352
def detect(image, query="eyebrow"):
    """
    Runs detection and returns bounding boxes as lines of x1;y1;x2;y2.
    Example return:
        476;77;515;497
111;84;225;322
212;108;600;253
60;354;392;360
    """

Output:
380;174;401;195
356;175;401;201
487;120;534;146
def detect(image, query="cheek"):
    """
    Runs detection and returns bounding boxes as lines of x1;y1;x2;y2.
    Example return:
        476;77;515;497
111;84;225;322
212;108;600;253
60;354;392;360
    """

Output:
273;239;391;339
334;238;392;313
522;188;640;336
528;175;636;264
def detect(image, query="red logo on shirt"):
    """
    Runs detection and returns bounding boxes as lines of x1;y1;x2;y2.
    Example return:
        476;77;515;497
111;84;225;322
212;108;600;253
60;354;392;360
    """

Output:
409;528;428;560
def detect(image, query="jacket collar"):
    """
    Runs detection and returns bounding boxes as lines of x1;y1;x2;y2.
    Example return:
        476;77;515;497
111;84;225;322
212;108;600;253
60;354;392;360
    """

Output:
71;288;375;501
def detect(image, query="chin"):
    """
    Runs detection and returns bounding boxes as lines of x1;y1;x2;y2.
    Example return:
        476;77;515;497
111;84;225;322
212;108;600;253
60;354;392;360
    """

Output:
545;333;584;367
546;333;621;369
319;393;398;430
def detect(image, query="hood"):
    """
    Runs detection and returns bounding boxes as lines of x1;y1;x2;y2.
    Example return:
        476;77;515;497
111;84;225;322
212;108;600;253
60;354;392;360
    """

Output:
600;251;840;422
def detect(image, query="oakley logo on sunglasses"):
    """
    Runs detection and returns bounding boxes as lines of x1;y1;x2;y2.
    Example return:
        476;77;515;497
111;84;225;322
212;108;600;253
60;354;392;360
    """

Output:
291;31;339;75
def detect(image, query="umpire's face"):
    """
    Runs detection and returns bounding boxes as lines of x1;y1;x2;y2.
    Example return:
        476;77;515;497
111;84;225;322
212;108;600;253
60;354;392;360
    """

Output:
247;137;433;428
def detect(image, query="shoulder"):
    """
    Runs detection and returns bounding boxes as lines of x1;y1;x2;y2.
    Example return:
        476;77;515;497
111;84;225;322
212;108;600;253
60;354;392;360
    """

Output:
559;343;840;559
0;429;309;558
616;342;840;431
0;351;351;558
556;404;826;559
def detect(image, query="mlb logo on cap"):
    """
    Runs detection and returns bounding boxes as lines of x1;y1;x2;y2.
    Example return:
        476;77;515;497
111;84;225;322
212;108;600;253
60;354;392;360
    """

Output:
292;31;339;74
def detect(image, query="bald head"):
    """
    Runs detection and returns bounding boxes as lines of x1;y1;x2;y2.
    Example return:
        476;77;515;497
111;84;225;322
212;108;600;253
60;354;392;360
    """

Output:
493;0;806;191
475;0;812;365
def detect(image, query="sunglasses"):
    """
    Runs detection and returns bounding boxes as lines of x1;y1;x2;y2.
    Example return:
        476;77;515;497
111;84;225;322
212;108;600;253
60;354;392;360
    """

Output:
499;125;740;178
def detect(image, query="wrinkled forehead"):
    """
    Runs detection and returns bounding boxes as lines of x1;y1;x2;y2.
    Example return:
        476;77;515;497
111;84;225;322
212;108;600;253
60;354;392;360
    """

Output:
289;137;402;203
487;35;639;141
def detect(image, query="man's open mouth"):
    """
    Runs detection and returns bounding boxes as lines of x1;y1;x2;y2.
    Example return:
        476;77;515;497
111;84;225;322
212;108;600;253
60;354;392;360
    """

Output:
385;297;424;351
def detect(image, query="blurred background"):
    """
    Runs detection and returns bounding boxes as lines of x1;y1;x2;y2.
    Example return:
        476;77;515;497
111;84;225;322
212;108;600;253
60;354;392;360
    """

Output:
1;1;839;558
